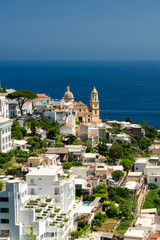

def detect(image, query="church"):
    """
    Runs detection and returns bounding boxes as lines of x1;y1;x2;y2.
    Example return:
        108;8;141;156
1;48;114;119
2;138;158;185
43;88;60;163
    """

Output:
63;86;100;123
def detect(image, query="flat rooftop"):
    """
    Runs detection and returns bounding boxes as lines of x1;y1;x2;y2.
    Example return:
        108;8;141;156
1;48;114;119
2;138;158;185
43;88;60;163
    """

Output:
135;158;148;164
128;172;142;177
26;166;62;176
83;153;99;158
124;227;148;238
46;147;69;154
70;166;90;171
125;181;137;190
141;208;157;214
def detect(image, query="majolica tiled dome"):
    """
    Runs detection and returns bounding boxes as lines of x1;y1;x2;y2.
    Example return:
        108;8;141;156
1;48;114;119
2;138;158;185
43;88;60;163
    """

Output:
63;86;74;102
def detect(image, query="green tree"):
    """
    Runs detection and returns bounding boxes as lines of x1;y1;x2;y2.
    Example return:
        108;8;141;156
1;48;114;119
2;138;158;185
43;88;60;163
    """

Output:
6;90;37;116
106;205;119;218
109;145;123;159
0;88;7;93
12;120;27;140
112;170;124;182
31;121;38;135
6;169;18;176
148;183;159;190
120;158;133;171
66;134;77;144
98;142;108;156
68;152;75;162
63;162;72;169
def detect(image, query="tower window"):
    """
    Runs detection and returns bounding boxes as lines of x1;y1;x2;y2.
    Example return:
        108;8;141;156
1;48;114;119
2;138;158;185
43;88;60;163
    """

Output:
95;104;97;107
95;110;97;114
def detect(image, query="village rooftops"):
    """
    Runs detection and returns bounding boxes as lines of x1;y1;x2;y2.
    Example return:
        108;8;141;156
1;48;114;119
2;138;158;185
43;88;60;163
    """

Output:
135;214;155;227
141;208;157;214
70;166;90;171
46;147;69;154
37;94;47;98
83;153;99;158
128;172;142;177
150;156;159;160
26;165;62;176
13;139;28;145
150;234;159;239
135;158;148;164
125;181;137;191
149;144;160;150
124;228;149;239
60;123;73;128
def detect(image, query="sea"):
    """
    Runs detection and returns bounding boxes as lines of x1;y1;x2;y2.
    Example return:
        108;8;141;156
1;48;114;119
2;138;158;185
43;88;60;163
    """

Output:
0;60;160;128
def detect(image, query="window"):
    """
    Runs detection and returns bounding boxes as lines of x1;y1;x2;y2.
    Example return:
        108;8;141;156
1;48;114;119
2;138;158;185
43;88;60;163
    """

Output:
95;110;97;114
136;167;138;170
39;178;42;180
0;208;9;213
79;109;81;112
39;188;42;190
30;188;35;195
0;197;8;202
95;104;97;107
30;179;34;184
1;230;10;236
1;219;9;224
155;178;157;182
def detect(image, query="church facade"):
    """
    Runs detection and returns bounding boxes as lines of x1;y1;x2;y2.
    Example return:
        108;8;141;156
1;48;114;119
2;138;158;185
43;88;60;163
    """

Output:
63;86;100;123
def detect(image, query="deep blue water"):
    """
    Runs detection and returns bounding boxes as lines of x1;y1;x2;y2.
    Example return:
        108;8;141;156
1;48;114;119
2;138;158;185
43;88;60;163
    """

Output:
0;60;160;127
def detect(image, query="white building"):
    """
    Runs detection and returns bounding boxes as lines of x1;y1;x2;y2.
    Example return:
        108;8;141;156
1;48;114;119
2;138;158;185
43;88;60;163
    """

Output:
109;132;131;143
134;158;148;173
0;165;79;240
0;96;9;118
0;117;12;153
124;227;150;240
12;139;30;152
26;166;75;213
144;166;160;187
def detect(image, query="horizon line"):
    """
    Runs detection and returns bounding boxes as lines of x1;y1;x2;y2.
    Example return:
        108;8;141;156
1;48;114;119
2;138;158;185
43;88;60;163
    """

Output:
1;59;160;61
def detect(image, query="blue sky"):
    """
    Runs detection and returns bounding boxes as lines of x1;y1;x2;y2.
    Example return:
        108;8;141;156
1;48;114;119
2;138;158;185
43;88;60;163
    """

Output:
0;0;160;60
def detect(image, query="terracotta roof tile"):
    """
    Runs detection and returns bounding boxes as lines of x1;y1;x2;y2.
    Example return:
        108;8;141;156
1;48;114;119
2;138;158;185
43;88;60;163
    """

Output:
150;234;159;239
60;123;73;129
37;94;47;98
80;123;88;127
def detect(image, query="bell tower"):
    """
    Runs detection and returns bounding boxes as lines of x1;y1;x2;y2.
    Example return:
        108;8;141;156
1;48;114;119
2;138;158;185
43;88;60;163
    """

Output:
90;86;100;122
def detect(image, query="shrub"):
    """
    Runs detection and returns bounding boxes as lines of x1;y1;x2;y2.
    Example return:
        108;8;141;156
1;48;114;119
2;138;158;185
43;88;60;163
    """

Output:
40;203;47;207
148;183;159;189
6;169;18;177
54;208;60;212
50;214;56;218
112;170;124;182
35;209;42;212
46;198;52;202
64;218;69;222
78;220;88;229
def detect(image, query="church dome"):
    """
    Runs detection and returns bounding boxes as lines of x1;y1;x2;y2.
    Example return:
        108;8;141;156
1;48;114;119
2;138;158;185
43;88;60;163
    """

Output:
63;86;74;102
